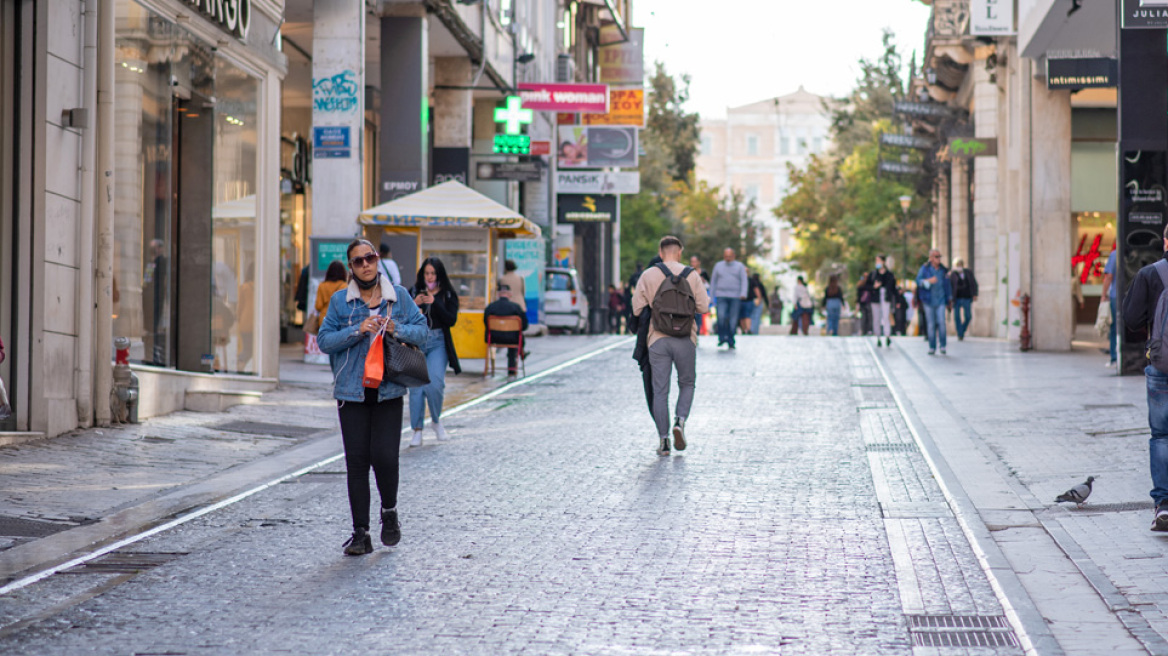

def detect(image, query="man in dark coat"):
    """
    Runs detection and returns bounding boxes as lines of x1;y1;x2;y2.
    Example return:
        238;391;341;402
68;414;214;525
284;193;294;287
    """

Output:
484;284;528;375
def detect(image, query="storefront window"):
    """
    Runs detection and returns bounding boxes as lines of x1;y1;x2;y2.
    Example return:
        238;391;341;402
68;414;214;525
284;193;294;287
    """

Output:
212;58;259;373
113;0;183;366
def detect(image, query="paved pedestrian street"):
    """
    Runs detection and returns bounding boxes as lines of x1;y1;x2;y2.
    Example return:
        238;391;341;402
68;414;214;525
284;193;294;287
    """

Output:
0;339;1023;654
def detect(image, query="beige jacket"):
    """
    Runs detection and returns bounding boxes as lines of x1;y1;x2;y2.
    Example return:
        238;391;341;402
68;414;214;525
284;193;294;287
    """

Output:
500;271;526;311
632;261;710;347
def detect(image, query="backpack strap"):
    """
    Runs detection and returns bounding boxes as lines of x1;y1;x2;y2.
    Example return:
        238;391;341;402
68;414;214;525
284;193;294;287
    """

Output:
655;262;675;281
1155;259;1168;290
679;266;694;280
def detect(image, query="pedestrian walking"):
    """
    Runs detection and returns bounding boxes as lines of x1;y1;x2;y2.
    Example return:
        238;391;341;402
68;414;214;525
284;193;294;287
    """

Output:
1120;224;1168;531
690;255;711;335
769;287;784;327
870;255;897;347
1102;249;1118;367
893;285;909;335
856;271;873;335
791;276;813;335
484;284;528;376
948;258;979;341
607;284;626;333
632;236;709;456
314;261;348;321
916;249;953;355
378;243;402;287
823;274;844;336
408;257;462;447
316;239;430;555
499;259;526;314
709;248;749;349
748;273;768;335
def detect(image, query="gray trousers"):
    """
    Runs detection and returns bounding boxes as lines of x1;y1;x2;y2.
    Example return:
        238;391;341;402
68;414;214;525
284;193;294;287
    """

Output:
648;336;697;436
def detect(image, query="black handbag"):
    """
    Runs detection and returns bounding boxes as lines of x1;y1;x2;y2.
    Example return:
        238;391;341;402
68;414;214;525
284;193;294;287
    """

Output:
382;303;430;387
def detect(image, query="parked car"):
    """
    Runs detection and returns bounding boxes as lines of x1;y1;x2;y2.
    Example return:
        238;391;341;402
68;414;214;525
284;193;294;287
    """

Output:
544;267;589;334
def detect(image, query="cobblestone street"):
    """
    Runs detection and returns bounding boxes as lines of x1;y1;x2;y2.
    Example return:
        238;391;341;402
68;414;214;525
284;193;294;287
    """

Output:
0;338;1025;655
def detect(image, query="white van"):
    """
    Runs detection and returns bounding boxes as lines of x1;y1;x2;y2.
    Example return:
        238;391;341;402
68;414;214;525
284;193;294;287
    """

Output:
544;267;589;334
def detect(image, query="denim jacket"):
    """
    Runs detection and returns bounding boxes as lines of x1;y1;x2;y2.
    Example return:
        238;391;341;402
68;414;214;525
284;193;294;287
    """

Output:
316;275;430;403
915;263;952;307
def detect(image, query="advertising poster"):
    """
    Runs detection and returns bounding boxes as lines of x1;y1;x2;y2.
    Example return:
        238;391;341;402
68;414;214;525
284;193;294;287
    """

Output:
505;239;546;325
598;26;645;84
583;89;645;126
557;126;639;169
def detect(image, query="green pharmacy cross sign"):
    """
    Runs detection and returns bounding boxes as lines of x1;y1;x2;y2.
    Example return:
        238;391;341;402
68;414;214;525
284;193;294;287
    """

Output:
494;96;533;135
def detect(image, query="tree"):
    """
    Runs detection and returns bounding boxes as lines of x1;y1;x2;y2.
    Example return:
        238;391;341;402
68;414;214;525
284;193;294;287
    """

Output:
678;180;763;268
828;30;906;157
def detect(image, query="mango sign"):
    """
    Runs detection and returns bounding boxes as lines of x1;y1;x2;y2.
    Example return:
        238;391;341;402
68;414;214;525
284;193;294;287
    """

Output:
583;89;644;127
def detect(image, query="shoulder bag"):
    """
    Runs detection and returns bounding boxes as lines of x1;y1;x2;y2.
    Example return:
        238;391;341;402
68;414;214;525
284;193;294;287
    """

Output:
383;303;430;387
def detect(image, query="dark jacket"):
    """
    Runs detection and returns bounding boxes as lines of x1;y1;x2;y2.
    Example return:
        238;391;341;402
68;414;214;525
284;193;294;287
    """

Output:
949;269;979;299
483;297;528;345
750;278;769;308
1123;252;1168;336
410;285;462;375
869;268;898;304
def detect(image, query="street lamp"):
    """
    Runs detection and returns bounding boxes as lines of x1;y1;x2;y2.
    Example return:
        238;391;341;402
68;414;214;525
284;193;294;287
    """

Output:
898;195;912;281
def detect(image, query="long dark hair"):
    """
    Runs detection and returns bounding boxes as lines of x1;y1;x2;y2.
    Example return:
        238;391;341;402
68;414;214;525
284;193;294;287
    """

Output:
826;274;840;296
325;260;346;282
416;257;455;296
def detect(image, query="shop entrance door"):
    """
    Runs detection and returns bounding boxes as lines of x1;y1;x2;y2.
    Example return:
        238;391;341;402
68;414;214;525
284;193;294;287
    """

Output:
172;92;214;372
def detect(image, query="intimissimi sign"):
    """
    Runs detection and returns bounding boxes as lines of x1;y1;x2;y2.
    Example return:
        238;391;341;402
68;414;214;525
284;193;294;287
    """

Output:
182;0;252;39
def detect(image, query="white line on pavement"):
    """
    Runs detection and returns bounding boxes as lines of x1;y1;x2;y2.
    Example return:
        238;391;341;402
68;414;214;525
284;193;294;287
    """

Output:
0;337;634;597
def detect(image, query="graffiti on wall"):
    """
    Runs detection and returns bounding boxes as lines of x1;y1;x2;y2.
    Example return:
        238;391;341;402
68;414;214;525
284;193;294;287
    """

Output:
313;71;359;113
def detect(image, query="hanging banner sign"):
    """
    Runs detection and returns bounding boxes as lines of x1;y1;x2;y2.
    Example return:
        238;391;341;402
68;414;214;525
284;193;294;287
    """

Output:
598;26;645;85
530;141;551;156
970;0;1015;35
880;133;935;150
1123;0;1168;28
181;0;252;39
557;126;639;169
948;137;998;158
1046;58;1118;89
518;83;609;114
555;171;640;195
583;88;645;126
558;194;617;223
476;162;543;182
878;161;924;175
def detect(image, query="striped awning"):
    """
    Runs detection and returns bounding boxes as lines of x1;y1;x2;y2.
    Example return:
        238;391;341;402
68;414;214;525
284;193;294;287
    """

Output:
358;180;541;238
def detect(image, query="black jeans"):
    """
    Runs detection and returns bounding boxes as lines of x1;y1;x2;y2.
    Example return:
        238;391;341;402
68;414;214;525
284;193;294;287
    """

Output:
337;389;403;530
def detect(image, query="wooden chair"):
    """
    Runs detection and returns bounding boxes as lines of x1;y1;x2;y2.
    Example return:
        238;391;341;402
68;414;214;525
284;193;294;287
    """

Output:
485;316;525;377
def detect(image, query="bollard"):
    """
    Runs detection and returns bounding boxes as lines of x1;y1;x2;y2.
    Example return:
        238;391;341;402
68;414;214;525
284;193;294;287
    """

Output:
1019;294;1033;351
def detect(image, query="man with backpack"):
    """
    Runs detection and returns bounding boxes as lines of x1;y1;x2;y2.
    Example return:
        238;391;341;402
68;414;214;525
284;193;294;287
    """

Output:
1122;225;1168;531
632;236;710;456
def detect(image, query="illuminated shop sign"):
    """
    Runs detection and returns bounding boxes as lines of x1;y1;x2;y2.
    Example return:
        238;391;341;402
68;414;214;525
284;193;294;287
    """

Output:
182;0;252;39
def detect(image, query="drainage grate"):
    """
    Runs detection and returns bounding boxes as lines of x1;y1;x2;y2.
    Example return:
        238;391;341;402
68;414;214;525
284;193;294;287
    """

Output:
908;615;1017;648
866;442;919;452
1067;501;1154;513
0;516;75;538
64;551;187;574
214;421;328;439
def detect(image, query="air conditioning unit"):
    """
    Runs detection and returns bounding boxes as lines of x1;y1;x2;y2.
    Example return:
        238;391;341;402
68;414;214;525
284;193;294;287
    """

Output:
555;54;575;83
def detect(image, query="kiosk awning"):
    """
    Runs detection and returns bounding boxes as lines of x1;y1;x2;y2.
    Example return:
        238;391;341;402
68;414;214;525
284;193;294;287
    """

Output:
358;180;542;238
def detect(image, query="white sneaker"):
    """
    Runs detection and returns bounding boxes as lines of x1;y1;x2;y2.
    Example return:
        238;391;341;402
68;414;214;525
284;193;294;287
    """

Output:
409;430;423;448
433;421;450;441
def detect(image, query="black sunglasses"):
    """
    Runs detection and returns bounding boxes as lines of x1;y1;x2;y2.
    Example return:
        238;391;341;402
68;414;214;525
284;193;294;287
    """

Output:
350;253;379;268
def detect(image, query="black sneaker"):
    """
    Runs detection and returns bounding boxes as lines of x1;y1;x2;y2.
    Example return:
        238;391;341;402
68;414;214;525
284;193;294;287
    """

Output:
1152;504;1168;532
885;338;891;347
656;437;671;456
380;508;401;546
342;528;373;556
672;419;687;451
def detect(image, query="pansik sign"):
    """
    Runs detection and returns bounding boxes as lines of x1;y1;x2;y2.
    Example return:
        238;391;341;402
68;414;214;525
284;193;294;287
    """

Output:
598;26;644;85
970;0;1014;36
557;126;639;169
518;83;609;114
1046;58;1118;89
556;171;640;195
558;194;617;223
583;88;645;126
182;0;252;38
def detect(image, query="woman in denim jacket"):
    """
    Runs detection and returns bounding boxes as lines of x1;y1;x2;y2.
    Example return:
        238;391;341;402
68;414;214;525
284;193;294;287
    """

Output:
317;239;429;555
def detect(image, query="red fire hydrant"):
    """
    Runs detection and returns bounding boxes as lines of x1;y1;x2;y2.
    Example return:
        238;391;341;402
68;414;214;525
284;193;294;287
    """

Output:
1019;294;1033;351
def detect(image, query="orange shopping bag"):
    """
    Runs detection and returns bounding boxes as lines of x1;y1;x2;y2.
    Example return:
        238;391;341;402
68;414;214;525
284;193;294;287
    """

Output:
362;320;387;388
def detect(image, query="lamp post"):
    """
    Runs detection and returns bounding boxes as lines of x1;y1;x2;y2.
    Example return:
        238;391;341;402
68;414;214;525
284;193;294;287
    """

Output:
898;195;912;282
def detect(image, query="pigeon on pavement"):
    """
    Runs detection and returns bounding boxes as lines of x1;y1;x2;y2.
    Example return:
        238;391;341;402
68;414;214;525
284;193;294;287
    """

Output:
1055;476;1095;507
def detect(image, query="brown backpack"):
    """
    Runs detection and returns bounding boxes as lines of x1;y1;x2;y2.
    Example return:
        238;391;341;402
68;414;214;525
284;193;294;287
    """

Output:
651;263;697;337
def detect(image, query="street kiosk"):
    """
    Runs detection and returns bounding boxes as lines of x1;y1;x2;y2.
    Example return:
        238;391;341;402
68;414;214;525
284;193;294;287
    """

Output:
357;181;542;359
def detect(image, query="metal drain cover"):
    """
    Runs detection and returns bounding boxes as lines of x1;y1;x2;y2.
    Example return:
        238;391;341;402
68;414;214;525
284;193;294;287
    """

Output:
214;421;329;439
0;515;75;538
1068;501;1154;513
64;551;187;574
865;442;919;452
908;615;1017;648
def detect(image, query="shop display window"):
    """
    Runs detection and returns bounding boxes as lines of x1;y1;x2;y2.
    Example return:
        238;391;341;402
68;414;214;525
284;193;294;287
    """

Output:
428;251;489;310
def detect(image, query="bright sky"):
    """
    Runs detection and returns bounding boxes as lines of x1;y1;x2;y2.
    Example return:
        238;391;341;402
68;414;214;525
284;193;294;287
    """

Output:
636;0;933;119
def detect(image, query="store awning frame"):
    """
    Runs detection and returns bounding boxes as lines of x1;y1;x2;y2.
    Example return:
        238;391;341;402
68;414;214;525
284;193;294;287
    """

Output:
358;180;542;238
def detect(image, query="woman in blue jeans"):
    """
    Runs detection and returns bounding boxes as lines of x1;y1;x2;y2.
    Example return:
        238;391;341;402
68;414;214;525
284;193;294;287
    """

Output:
823;274;844;335
408;258;461;447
